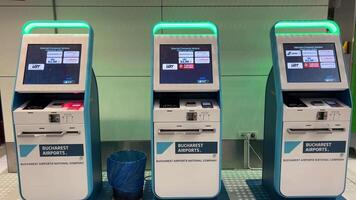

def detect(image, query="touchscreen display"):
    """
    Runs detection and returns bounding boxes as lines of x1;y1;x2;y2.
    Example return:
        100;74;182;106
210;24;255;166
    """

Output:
283;43;340;83
23;44;82;84
160;44;213;84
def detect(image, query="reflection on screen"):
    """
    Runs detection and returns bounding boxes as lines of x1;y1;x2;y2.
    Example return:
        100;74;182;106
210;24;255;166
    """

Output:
283;43;340;83
159;44;213;84
23;44;81;84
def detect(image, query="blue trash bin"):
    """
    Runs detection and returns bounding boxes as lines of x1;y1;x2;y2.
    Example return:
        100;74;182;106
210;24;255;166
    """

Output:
107;150;147;200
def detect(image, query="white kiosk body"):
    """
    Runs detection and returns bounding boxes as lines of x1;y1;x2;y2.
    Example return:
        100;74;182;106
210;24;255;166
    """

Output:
12;21;101;200
263;21;351;198
151;22;222;199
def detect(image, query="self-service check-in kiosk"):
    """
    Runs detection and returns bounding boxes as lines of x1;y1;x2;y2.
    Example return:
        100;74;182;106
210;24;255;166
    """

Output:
263;20;351;199
12;21;101;200
151;22;222;199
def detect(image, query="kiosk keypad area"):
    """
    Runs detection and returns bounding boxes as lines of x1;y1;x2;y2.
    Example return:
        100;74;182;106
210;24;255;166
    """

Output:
263;21;351;199
12;22;101;200
151;23;222;199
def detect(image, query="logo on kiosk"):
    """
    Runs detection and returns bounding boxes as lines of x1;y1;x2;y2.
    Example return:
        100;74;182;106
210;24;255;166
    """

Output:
179;64;195;70
303;56;319;63
287;62;303;69
286;50;301;57
28;64;44;70
304;62;320;68
162;64;178;70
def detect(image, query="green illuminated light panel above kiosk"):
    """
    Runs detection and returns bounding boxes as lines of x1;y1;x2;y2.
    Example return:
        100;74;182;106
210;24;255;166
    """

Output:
22;21;92;34
153;22;218;35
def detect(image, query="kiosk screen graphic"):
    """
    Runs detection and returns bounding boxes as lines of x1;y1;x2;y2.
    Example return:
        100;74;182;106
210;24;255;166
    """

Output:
160;44;213;84
283;43;340;82
23;44;82;84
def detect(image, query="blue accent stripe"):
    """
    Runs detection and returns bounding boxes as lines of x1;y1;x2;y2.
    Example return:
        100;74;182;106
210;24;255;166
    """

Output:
19;145;37;157
284;141;301;154
157;142;173;154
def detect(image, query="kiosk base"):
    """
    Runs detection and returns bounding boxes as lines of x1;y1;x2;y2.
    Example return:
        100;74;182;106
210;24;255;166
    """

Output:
247;180;346;200
96;180;230;200
260;185;344;200
144;181;230;200
1;170;353;199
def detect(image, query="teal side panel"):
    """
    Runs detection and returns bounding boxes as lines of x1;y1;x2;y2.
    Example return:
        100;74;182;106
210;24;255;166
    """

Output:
270;30;284;196
262;26;284;197
150;27;156;197
262;69;277;193
12;92;28;200
84;28;94;200
89;71;102;199
83;25;102;199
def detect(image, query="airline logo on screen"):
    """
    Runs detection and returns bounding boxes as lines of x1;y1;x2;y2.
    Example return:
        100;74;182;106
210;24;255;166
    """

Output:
162;64;178;70
28;64;45;70
287;63;303;69
162;50;211;71
286;50;301;57
286;49;336;70
46;50;80;65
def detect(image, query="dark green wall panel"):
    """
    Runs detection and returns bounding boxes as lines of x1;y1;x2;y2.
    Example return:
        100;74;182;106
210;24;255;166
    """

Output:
163;0;328;6
98;76;267;141
56;0;160;6
0;0;51;6
222;76;267;139
98;77;150;141
0;7;53;77
57;7;161;76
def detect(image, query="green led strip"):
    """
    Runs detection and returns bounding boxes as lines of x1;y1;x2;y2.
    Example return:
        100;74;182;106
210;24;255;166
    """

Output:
274;20;340;35
153;22;218;35
22;20;91;34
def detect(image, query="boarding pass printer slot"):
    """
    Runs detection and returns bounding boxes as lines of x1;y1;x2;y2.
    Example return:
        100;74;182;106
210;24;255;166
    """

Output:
158;128;215;135
287;128;345;134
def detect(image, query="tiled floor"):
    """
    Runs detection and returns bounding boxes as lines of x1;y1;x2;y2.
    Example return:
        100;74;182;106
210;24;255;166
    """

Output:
345;157;356;200
0;144;6;157
0;147;355;200
0;145;7;174
0;172;18;200
0;167;355;200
